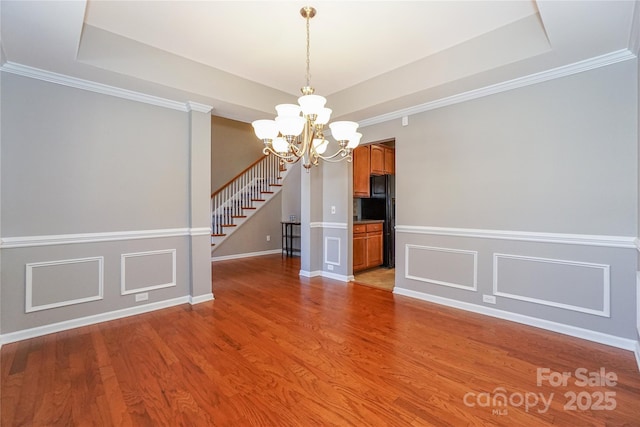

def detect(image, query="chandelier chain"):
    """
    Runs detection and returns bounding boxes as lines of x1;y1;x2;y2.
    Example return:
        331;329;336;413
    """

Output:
305;11;311;88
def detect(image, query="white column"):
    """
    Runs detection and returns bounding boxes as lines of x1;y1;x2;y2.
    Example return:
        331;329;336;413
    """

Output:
187;102;214;302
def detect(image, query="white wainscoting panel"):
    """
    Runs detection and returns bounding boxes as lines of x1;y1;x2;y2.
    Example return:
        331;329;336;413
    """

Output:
637;272;640;337
26;257;104;313
493;253;610;317
325;237;341;266
405;244;478;291
121;249;176;295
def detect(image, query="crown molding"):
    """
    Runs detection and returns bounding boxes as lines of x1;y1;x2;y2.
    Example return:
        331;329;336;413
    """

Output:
0;62;207;113
186;101;213;114
359;49;637;128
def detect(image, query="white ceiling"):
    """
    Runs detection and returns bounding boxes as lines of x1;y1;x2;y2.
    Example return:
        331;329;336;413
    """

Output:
1;1;638;124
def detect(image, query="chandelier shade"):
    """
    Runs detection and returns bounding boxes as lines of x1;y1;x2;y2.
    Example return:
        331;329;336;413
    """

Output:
329;121;359;141
298;95;327;117
252;120;279;141
251;6;361;169
346;132;362;149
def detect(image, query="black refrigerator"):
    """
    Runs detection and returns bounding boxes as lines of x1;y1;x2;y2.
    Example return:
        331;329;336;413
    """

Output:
360;175;395;268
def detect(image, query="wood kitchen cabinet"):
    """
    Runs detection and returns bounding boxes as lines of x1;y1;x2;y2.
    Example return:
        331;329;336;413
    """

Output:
353;227;367;271
371;145;394;175
353;146;370;197
353;222;383;272
353;144;394;197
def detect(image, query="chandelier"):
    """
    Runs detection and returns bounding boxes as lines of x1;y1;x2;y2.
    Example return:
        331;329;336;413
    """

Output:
252;6;362;169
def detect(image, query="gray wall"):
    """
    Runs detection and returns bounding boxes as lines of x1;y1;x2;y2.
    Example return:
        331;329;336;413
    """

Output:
362;59;638;341
281;161;301;222
0;73;211;336
211;192;284;257
210;116;303;258
211;115;264;192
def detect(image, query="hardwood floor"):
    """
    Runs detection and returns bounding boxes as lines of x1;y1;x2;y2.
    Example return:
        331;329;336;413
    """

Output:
2;254;639;426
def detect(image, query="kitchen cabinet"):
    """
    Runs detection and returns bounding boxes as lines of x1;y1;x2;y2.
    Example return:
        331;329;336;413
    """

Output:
371;145;394;175
384;146;395;175
353;222;384;272
353;228;367;271
353;144;394;197
353;146;370;197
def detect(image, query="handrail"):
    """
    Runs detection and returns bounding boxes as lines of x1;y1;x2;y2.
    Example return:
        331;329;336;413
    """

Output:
210;154;284;235
211;155;271;198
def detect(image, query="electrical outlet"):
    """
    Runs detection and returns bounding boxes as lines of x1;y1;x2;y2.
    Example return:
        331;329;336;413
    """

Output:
327;264;334;271
266;235;270;242
135;292;149;302
331;206;336;214
482;294;496;304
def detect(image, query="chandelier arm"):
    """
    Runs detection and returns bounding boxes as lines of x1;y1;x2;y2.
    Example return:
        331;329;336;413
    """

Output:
262;146;301;164
316;149;354;162
288;141;306;158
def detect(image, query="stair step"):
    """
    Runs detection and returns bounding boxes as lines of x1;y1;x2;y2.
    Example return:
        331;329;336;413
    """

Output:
261;191;274;194
251;199;266;202
211;243;215;247
221;224;237;227
231;215;247;218
211;233;226;237
242;207;257;210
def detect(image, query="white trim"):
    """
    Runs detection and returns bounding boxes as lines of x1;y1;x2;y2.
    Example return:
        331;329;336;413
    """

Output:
186;101;213;114
0;62;191;112
189;293;215;304
396;225;636;249
310;222;347;229
299;269;349;282
211;249;281;262
121;249;177;296
635;341;640;373
393;287;637;352
629;1;640;56
324;237;341;266
637;272;640;338
359;49;636;128
190;227;212;237
321;271;350;282
493;253;610;317
0;296;190;345
299;269;321;278
405;244;478;291
1;227;209;249
25;257;104;313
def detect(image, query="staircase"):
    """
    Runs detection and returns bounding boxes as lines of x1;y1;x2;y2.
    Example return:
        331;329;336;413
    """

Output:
211;155;290;252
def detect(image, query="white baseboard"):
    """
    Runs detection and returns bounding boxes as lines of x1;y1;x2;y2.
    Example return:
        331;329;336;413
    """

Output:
211;249;282;262
393;287;637;352
299;269;322;278
0;296;191;345
320;271;350;282
299;270;350;282
189;293;214;304
635;341;640;372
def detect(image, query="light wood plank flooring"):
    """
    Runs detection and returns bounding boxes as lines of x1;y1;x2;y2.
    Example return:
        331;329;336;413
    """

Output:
354;267;395;291
2;254;639;426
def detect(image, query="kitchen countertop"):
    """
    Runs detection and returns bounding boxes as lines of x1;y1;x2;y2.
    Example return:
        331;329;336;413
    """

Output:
354;219;384;224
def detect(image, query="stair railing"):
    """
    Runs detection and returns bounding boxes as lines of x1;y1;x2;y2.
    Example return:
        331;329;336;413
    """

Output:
211;155;283;235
